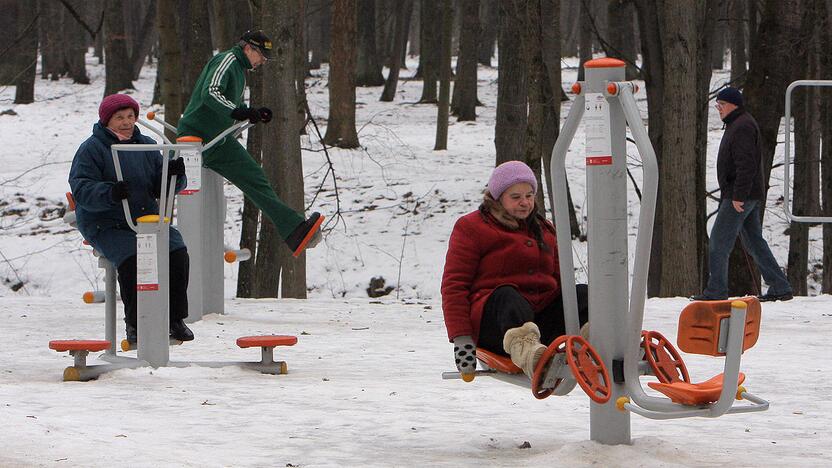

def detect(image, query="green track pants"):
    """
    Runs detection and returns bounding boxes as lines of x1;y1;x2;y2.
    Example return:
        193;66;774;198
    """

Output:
203;137;304;240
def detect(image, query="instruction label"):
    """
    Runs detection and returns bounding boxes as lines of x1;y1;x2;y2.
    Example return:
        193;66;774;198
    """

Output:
585;93;612;166
179;148;202;195
136;233;159;291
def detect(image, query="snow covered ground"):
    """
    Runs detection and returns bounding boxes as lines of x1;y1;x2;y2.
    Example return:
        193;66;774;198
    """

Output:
1;53;831;466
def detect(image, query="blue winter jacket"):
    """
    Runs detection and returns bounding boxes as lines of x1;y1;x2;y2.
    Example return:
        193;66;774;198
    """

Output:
68;123;187;267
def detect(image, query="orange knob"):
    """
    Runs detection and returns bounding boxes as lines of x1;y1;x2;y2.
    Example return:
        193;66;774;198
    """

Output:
146;111;156;120
607;82;619;95
571;82;582;95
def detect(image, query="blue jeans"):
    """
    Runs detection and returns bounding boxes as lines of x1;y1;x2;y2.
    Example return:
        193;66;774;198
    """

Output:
704;199;792;298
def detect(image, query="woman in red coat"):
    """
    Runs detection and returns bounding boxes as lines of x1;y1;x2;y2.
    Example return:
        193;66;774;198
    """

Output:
441;161;588;379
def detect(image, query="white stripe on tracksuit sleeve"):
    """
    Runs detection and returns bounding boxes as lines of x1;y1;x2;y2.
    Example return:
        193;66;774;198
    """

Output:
208;53;237;110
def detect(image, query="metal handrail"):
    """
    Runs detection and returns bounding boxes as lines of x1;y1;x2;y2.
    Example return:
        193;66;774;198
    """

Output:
783;80;832;223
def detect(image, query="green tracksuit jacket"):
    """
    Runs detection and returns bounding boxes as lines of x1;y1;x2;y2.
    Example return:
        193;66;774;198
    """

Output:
177;45;304;239
178;45;250;141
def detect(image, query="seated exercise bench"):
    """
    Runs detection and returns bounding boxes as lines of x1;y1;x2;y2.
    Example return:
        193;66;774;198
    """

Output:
641;297;762;406
48;340;126;382
236;335;298;375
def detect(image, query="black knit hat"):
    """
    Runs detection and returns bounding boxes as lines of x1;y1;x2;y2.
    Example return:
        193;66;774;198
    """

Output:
240;30;273;59
716;87;743;107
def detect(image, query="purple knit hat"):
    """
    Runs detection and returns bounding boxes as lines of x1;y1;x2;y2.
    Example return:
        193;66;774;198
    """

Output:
99;94;140;125
487;161;538;199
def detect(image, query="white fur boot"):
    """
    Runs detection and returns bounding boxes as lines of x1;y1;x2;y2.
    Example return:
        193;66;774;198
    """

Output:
503;322;547;379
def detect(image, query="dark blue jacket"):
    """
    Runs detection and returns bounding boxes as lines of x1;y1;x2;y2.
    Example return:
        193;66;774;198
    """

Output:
717;108;765;202
68;123;187;267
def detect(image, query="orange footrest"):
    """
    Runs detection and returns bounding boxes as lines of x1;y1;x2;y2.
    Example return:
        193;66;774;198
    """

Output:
49;340;111;353
648;372;746;405
236;335;298;348
476;348;522;374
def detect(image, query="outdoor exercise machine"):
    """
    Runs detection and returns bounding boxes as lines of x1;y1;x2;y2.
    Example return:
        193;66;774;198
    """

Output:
49;118;296;381
444;57;769;445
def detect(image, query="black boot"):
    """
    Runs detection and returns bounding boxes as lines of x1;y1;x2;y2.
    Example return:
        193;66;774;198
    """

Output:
125;323;137;344
285;212;324;257
170;319;194;341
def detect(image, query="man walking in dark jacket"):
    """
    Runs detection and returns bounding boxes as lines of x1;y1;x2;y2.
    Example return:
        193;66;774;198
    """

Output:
692;87;793;302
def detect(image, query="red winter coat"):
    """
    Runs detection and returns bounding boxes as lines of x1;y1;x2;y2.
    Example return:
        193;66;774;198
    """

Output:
441;209;561;342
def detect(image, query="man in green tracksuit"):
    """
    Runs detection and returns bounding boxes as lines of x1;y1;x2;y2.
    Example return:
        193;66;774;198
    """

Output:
177;30;323;257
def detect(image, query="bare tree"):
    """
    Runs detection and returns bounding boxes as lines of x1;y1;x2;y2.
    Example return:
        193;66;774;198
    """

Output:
477;0;498;66
253;0;308;298
156;0;183;138
380;0;414;101
356;0;385;86
178;0;214;106
729;0;747;84
417;0;440;101
12;2;39;104
63;0;90;84
434;0;453;150
104;2;134;95
822;0;832;294
657;1;701;296
451;0;479;121
494;0;527;164
323;0;360;148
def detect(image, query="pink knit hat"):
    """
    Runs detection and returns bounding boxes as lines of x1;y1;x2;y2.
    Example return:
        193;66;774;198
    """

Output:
99;94;140;125
487;161;538;199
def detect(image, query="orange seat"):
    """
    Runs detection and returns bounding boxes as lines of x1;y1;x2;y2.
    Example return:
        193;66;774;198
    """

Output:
49;340;111;353
678;297;761;356
236;335;298;348
648;372;745;405
476;348;522;374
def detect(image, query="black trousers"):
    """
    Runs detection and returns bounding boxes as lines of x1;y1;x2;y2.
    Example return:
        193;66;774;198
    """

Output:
117;247;190;327
477;284;589;355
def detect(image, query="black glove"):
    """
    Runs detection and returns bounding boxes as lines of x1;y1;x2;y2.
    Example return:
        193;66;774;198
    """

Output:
111;181;129;203
257;107;273;123
230;107;261;123
167;158;186;178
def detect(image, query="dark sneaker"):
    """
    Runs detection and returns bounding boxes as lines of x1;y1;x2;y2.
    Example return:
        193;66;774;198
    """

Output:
126;323;137;344
758;292;793;302
170;319;194;341
286;212;325;257
689;294;728;301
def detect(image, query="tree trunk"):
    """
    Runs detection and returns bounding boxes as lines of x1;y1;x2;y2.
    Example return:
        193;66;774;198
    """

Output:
822;0;832;294
63;0;90;84
255;0;308;298
656;1;700;297
710;3;726;70
451;0;479;120
434;0;454;150
323;0;360;148
695;0;719;294
633;1;664;296
494;0;527;164
40;0;63;81
417;0;440;102
477;0;498;67
408;0;420;56
380;0;413;101
238;70;264;298
178;0;214;107
129;0;158;81
104;3;134;95
576;0;593;81
729;0;747;85
157;0;183;138
607;0;639;80
356;0;385;86
13;3;38;104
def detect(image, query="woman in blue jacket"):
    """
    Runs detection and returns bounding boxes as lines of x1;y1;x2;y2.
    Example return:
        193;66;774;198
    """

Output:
69;94;194;343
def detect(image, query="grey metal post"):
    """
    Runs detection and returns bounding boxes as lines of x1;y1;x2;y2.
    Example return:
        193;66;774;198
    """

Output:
202;168;226;316
175;140;206;322
103;257;117;355
583;59;630;445
783;80;832;223
136;217;170;367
